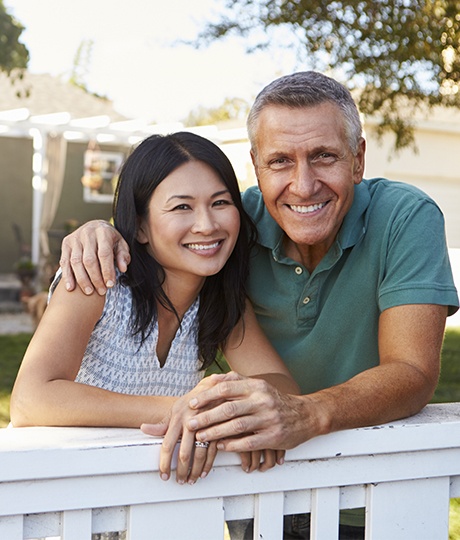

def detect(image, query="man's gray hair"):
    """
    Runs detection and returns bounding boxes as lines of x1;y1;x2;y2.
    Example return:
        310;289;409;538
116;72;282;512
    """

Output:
247;71;363;155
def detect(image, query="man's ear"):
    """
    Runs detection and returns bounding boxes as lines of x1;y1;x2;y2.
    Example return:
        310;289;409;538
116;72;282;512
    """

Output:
250;149;260;187
353;137;366;185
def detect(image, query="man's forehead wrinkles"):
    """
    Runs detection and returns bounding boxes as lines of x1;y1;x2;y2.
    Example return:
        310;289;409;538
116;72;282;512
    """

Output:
262;139;334;159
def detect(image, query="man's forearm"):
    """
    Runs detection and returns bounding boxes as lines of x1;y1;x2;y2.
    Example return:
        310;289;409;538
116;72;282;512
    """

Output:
306;361;437;437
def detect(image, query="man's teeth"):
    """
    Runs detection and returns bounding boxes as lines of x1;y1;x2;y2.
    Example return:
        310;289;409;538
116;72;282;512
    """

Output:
186;242;220;250
290;202;326;214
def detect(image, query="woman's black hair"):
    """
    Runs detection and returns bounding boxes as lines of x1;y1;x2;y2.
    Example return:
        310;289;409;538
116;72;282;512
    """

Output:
113;131;257;370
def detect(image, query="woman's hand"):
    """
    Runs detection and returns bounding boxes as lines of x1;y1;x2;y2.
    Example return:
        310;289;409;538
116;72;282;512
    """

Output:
141;373;237;484
239;449;285;473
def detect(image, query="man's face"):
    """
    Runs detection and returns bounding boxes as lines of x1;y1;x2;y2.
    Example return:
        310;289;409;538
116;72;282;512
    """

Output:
251;103;365;268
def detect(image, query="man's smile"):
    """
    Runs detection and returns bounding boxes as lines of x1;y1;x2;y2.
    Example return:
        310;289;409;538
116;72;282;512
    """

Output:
288;202;328;214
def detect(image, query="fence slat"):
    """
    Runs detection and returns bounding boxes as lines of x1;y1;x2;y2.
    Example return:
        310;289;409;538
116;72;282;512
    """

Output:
311;487;340;539
128;499;225;540
62;508;92;539
254;492;284;540
366;476;451;540
0;515;23;540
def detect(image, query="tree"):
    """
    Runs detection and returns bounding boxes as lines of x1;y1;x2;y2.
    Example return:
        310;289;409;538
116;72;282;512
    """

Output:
69;39;94;92
0;0;29;84
197;0;460;149
183;97;250;126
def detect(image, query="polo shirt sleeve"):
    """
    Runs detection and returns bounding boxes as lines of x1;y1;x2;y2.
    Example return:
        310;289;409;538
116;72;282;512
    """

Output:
378;198;459;316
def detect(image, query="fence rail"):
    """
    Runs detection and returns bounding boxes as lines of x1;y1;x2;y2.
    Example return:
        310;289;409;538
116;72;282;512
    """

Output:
1;402;460;539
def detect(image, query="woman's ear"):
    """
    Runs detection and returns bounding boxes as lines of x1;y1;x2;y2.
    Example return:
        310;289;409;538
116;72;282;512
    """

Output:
136;220;149;244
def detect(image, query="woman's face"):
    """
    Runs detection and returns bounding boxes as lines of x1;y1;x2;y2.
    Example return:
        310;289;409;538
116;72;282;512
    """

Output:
137;160;240;290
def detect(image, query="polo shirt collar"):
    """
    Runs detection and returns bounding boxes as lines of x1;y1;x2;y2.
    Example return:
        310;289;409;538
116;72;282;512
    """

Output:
337;181;370;249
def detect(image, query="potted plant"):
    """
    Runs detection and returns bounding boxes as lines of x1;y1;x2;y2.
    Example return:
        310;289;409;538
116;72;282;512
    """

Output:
14;257;37;301
14;257;37;284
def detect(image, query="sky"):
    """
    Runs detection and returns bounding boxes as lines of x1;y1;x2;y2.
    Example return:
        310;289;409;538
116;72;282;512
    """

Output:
4;0;299;123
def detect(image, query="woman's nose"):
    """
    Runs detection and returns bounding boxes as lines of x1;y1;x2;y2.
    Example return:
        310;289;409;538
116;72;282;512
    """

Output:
190;208;218;234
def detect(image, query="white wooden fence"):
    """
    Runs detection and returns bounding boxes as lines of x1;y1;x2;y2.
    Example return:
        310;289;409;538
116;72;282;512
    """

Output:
1;403;459;540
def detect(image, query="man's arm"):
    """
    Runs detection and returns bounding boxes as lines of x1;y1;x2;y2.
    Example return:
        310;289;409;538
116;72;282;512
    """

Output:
60;220;130;295
184;303;447;452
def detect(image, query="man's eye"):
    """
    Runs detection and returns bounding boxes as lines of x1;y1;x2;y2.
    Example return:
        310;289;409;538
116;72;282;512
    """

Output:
316;152;336;161
269;158;290;168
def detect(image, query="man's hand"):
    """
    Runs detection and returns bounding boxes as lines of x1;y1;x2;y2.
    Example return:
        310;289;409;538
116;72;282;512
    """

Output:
142;372;288;480
185;373;313;453
60;220;130;295
141;374;232;484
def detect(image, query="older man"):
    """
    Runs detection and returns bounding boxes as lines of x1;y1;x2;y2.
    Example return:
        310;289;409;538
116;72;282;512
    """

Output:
61;72;458;538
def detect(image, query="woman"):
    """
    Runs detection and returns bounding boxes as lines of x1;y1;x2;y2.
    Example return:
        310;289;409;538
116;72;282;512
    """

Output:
11;132;298;484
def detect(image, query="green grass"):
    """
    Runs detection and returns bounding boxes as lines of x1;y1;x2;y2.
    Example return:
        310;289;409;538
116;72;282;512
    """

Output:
0;332;32;427
451;498;460;540
433;328;460;403
1;328;460;537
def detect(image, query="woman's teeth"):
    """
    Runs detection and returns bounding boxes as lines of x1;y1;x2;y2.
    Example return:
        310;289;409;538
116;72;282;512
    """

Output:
185;241;220;250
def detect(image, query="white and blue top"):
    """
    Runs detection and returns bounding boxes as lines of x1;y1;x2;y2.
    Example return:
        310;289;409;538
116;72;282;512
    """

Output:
51;271;203;396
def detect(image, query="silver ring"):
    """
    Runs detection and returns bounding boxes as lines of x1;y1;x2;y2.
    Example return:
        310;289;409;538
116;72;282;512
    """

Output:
195;441;209;449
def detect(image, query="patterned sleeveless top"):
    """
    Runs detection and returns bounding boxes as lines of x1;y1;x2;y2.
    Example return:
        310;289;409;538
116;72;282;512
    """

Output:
51;271;204;396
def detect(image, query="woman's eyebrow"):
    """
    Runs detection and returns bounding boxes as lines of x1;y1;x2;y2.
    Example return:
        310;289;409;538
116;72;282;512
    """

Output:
166;189;230;204
211;189;231;198
165;194;194;203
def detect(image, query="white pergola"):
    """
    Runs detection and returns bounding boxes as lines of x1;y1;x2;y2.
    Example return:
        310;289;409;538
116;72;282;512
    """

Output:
0;108;248;267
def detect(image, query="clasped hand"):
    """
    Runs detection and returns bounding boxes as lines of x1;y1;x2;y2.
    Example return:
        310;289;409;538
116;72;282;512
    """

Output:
141;372;291;484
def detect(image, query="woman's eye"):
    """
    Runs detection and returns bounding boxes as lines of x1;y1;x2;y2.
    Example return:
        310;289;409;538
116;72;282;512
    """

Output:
213;199;233;207
172;204;190;211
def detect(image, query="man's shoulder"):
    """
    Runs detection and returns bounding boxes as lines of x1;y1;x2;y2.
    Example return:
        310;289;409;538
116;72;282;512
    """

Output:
362;177;442;219
242;186;264;220
364;177;437;204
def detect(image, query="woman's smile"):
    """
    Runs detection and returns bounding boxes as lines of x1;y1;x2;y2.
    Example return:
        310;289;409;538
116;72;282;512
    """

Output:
184;240;223;253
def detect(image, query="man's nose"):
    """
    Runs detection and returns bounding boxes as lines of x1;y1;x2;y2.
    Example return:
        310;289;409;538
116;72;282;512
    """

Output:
289;162;318;198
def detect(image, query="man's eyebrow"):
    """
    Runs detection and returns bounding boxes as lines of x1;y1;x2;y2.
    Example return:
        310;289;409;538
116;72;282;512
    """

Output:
262;150;291;161
265;151;286;158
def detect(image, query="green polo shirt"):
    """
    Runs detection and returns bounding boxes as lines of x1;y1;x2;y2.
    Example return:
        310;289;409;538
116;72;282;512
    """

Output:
243;178;459;395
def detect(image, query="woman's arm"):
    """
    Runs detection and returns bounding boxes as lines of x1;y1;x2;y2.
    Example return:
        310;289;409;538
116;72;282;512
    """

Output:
10;278;176;428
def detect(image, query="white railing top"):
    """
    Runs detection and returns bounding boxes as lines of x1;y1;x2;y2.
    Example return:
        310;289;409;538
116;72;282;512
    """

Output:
1;402;460;483
1;403;460;540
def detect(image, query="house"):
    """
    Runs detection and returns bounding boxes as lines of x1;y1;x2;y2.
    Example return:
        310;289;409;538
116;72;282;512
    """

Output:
0;72;130;277
0;72;459;295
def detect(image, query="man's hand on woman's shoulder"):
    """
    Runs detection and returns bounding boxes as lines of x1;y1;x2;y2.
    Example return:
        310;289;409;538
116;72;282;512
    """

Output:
60;219;131;295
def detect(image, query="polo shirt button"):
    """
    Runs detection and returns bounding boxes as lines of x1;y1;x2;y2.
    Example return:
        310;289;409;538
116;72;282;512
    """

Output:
303;297;311;304
295;266;303;275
